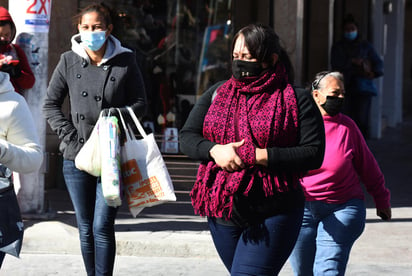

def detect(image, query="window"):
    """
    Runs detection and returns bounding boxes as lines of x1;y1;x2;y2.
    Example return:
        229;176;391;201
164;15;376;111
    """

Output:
95;0;233;153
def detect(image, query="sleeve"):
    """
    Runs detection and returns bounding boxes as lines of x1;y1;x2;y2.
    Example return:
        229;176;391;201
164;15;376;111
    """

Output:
179;81;224;161
42;54;77;143
123;52;147;118
11;44;35;90
351;121;390;209
266;88;326;173
0;97;43;173
366;42;384;78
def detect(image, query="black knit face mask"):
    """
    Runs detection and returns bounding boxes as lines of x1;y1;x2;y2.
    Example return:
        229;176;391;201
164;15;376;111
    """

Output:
321;96;345;116
232;60;263;80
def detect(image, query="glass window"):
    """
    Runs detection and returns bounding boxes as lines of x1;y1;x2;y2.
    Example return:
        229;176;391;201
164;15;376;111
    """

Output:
82;0;233;153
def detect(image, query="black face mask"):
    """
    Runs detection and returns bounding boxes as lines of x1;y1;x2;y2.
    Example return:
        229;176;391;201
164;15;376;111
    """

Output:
321;96;345;116
0;40;9;46
232;60;263;80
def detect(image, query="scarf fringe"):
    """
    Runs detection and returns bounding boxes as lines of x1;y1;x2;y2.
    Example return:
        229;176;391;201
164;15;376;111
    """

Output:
191;163;299;218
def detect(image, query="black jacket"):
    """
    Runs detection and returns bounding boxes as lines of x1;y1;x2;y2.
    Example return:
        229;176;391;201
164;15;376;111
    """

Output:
43;39;147;160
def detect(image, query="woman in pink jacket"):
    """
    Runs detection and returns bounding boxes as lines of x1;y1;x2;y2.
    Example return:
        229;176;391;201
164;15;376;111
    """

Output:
289;71;391;276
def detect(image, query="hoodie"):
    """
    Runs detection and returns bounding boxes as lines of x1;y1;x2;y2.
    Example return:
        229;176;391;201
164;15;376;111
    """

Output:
70;33;132;64
0;6;35;93
0;72;42;173
0;6;16;41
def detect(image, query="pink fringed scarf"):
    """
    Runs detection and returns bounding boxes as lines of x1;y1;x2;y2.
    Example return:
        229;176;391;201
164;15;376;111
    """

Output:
190;64;299;219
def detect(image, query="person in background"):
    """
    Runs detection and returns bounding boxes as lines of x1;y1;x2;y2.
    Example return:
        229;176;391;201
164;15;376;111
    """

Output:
0;7;35;94
331;14;383;139
179;23;325;275
43;3;146;276
0;72;42;267
289;71;391;276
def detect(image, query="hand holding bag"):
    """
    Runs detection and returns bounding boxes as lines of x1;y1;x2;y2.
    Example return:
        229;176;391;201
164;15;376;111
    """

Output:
75;112;103;177
117;107;176;217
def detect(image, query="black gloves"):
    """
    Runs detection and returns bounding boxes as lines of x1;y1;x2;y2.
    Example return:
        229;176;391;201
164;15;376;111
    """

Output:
1;63;22;78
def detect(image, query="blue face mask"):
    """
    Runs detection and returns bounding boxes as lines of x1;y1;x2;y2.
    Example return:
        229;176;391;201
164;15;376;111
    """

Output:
344;30;358;41
80;30;107;51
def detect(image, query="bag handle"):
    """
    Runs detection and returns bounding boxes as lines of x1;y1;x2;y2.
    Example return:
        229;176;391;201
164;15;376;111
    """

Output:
116;107;147;140
116;108;134;142
125;106;147;138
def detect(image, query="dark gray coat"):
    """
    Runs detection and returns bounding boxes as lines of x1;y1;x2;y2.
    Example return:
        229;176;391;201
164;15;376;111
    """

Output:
43;37;147;160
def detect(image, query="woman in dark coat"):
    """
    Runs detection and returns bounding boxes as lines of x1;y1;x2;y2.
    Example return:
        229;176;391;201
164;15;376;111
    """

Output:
179;23;325;275
43;4;146;275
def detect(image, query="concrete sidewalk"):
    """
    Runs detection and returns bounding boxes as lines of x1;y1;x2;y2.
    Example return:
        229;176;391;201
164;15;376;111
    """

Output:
2;115;412;275
3;205;411;275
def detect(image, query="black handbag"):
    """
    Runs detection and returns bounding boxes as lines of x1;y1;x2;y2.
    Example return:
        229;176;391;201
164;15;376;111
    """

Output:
0;165;24;258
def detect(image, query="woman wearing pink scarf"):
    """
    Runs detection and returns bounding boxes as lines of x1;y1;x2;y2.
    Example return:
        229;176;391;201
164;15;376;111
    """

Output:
180;24;325;275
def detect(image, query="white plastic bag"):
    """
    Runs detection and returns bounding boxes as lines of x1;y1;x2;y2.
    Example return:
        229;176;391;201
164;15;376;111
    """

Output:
117;107;176;217
75;113;102;177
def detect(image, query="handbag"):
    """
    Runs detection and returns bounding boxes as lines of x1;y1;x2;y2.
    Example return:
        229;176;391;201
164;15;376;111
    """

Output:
117;107;176;217
99;115;122;207
74;112;103;177
0;165;24;258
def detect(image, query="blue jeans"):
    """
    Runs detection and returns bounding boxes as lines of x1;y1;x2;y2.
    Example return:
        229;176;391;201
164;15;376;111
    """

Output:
63;160;118;276
289;199;366;276
208;207;303;276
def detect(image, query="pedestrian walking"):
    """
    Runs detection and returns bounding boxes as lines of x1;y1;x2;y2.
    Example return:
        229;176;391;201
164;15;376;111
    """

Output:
289;71;391;276
331;14;384;139
0;72;42;267
179;23;325;275
43;3;147;275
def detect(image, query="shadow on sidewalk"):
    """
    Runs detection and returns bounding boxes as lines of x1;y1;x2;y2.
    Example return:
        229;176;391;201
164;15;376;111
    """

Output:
23;189;210;232
364;114;412;209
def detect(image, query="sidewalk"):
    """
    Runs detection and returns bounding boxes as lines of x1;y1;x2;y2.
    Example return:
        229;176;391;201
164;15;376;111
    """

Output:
2;115;412;275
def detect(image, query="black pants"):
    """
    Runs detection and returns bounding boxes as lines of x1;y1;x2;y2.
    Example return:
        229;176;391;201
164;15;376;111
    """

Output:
0;187;24;265
0;252;5;267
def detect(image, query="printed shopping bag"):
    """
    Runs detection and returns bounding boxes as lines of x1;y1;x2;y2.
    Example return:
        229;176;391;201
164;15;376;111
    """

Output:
117;107;176;217
75;112;103;177
99;115;122;207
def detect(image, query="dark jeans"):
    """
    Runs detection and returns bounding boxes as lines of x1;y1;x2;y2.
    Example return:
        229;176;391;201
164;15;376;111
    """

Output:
207;207;303;276
0;252;4;267
0;184;23;269
63;160;118;276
